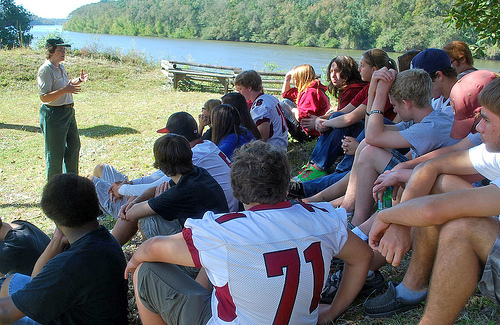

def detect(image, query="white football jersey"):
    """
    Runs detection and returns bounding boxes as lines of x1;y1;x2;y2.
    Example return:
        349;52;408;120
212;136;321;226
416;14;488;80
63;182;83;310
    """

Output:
183;200;348;324
251;93;289;149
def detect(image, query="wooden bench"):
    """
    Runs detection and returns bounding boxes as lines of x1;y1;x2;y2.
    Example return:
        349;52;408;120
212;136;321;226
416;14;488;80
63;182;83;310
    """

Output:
161;60;320;94
161;60;242;93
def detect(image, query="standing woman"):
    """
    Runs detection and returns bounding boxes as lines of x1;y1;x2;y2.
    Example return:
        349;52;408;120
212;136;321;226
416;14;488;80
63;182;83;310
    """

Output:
38;37;88;180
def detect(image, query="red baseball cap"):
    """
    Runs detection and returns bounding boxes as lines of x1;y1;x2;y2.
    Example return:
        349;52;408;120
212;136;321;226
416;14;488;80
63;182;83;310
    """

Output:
450;70;497;139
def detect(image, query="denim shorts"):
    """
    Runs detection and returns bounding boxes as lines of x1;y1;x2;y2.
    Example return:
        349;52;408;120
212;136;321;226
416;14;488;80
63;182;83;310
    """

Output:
384;149;409;171
8;274;41;325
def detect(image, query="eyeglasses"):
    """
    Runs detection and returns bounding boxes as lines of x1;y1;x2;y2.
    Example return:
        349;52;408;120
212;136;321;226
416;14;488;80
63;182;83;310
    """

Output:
55;47;67;53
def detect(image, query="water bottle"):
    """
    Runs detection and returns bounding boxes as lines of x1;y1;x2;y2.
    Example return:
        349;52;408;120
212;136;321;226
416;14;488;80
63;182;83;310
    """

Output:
377;187;393;211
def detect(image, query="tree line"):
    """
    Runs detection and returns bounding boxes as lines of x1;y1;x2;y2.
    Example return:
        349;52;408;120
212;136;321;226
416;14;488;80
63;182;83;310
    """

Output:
63;0;498;57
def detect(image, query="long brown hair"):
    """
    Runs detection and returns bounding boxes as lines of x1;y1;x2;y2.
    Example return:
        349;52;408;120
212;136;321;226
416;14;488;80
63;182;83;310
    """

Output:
221;92;261;139
211;104;247;146
327;55;363;99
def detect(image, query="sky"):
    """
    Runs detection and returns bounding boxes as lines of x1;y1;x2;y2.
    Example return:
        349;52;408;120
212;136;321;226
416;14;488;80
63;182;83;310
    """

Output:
14;0;100;19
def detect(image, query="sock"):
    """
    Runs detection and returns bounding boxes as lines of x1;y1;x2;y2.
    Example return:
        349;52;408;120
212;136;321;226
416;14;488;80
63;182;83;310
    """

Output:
352;227;368;241
395;282;427;302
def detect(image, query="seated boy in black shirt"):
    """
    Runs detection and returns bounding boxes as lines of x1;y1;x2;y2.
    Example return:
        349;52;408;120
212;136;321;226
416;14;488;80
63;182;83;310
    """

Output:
0;173;128;324
0;218;50;277
112;133;229;246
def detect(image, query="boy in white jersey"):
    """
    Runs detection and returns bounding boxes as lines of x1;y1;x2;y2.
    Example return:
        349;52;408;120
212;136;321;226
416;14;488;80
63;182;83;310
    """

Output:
365;77;500;324
234;70;288;149
125;140;372;324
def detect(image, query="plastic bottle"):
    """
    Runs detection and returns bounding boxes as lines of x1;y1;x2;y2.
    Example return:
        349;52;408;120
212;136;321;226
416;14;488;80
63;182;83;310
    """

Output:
377;187;393;211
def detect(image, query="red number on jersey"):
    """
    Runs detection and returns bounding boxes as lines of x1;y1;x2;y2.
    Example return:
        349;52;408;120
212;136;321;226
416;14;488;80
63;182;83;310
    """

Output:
218;151;231;167
263;242;324;325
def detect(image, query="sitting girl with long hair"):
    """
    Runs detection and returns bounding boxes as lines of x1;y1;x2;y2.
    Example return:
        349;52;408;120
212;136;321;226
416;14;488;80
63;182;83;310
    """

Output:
281;64;330;141
211;104;256;159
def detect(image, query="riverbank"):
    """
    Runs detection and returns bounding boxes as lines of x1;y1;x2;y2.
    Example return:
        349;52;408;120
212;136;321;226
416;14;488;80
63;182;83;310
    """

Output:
1;48;499;324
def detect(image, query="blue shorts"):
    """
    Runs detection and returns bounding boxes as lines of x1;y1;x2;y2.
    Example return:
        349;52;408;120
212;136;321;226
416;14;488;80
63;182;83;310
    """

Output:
8;274;41;325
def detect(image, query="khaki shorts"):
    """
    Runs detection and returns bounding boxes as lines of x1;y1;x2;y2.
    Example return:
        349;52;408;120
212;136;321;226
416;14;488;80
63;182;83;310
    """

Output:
137;262;212;325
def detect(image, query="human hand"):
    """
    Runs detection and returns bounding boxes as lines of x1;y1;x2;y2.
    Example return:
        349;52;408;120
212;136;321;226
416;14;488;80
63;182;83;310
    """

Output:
124;255;140;280
285;70;293;82
52;227;70;247
373;170;403;201
64;81;81;94
108;181;125;203
198;113;210;127
315;117;329;133
118;197;137;221
375;223;412;267
300;114;317;130
79;69;89;83
341;136;358;155
154;182;170;197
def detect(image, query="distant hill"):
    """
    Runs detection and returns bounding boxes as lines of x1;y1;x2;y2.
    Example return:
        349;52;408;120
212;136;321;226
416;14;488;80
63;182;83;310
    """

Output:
31;16;67;26
63;0;497;56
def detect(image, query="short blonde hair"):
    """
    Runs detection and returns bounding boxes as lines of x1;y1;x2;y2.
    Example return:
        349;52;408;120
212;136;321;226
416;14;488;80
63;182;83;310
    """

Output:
390;69;433;108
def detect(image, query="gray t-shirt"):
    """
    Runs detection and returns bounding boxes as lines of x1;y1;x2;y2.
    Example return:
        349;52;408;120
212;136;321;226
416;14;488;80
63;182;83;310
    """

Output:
37;60;73;106
396;109;460;159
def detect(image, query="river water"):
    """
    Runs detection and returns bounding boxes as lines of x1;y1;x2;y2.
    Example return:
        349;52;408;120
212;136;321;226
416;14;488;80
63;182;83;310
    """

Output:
31;25;500;74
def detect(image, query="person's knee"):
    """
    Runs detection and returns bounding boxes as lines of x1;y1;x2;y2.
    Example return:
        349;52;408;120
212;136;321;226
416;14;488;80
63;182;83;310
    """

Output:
0;274;14;297
93;163;105;178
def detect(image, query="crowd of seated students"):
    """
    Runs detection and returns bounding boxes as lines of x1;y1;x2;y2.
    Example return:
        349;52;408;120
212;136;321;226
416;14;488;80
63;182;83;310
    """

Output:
2;41;500;325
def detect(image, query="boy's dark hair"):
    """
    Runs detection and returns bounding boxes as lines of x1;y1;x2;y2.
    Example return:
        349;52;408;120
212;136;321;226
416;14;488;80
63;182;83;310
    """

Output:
234;70;263;92
429;66;458;81
153;134;194;177
41;173;100;228
230;141;290;205
479;77;500;117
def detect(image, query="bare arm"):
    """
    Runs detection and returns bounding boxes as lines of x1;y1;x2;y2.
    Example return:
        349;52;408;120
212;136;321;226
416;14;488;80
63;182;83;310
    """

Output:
318;231;372;323
40;69;88;103
281;71;293;94
257;122;271;142
125;233;195;279
322;104;367;129
31;228;69;278
0;297;25;325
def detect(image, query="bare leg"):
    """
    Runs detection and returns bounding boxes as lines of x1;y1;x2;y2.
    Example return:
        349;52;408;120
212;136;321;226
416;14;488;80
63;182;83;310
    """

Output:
339;140;369;212
420;216;499;325
350;146;392;226
133;264;167;325
93;163;105;178
112;219;139;246
303;173;350;203
0;274;14;297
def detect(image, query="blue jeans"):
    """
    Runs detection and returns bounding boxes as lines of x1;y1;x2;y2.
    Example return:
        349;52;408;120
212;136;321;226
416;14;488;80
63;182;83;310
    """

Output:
310;112;364;171
304;117;395;197
7;274;41;325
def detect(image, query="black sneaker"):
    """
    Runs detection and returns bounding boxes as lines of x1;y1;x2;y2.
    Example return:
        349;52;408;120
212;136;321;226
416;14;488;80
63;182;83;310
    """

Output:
288;180;305;199
320;270;387;304
364;281;425;318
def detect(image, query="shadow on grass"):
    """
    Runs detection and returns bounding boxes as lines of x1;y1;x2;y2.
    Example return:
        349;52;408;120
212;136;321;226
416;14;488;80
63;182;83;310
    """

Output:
79;125;140;138
0;123;41;133
0;203;41;209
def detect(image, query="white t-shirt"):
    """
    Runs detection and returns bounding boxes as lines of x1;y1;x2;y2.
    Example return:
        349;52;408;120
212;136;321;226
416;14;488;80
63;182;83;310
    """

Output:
431;95;453;118
120;140;239;212
183;200;348;325
251;93;288;149
469;144;500;187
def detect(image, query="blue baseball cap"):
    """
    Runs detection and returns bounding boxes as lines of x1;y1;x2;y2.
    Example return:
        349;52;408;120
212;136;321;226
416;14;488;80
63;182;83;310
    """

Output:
410;48;451;74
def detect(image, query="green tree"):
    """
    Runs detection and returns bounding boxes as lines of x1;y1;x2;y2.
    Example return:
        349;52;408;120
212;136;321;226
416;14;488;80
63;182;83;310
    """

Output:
0;0;32;49
447;0;500;56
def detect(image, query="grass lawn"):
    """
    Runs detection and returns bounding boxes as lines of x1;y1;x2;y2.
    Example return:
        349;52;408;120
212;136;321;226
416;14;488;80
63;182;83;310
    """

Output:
1;48;499;324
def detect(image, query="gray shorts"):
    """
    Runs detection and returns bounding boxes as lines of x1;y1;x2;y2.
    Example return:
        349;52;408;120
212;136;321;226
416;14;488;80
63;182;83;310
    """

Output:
478;229;500;305
139;216;199;278
137;262;212;325
93;164;129;219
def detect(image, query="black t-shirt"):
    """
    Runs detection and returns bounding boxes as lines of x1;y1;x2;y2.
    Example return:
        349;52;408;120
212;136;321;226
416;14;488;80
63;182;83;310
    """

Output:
0;220;50;276
202;127;213;141
12;226;128;325
148;166;229;225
